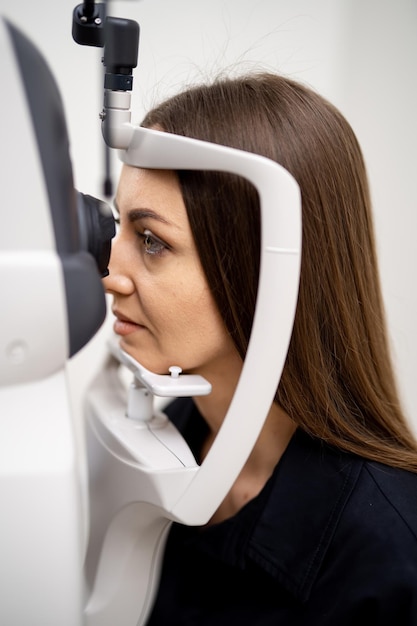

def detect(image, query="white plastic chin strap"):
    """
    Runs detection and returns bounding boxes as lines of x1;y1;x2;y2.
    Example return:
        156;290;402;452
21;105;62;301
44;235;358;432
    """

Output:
83;125;302;625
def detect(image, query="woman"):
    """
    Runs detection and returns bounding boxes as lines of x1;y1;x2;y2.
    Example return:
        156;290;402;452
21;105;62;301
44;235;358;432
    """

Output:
103;73;417;625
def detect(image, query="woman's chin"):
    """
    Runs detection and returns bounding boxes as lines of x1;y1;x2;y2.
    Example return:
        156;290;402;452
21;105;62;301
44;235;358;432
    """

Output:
118;343;175;375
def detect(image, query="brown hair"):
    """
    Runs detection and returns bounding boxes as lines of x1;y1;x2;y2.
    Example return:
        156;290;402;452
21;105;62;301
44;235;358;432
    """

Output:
142;72;417;471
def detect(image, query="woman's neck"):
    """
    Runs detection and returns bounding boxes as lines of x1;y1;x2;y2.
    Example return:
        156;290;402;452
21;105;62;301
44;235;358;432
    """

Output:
193;363;296;525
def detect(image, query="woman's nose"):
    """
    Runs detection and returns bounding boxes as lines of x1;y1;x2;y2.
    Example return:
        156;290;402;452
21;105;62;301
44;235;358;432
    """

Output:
102;237;135;296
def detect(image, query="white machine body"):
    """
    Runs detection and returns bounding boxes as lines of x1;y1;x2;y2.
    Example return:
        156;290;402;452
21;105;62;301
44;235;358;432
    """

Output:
0;17;85;626
0;13;302;626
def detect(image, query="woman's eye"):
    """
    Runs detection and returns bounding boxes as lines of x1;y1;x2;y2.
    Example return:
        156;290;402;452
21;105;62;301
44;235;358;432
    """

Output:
139;229;167;256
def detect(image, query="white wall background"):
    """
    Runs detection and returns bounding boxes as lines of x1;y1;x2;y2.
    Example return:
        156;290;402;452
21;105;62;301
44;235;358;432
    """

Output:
1;0;416;432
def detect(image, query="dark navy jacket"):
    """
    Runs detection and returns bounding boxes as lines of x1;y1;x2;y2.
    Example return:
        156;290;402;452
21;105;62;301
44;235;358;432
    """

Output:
146;398;417;625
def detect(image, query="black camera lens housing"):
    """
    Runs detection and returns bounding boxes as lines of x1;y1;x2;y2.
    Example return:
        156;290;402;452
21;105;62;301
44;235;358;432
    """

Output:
77;192;116;277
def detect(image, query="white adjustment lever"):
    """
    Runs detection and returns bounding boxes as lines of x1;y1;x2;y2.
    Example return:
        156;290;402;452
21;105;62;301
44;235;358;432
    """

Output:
168;366;182;379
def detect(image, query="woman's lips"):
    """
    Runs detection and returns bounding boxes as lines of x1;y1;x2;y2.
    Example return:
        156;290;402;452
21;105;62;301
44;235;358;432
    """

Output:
113;319;141;336
112;312;145;336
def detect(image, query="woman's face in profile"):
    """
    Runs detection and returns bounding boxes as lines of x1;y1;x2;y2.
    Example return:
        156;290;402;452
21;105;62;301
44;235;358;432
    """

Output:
103;165;239;379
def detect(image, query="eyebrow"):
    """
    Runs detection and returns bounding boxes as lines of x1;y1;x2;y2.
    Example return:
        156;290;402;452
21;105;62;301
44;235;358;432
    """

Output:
114;200;173;226
127;208;173;225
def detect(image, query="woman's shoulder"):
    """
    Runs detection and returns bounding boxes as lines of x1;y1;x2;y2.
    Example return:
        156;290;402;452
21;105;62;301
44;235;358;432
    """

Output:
316;459;417;620
345;458;417;546
253;432;417;616
291;429;417;542
317;452;417;601
296;433;417;553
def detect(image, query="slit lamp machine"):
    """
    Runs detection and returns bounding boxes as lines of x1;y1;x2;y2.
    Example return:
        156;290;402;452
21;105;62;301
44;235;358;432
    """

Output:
0;2;301;624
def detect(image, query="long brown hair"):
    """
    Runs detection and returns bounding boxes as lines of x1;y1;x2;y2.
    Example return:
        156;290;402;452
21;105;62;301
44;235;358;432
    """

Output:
143;72;417;471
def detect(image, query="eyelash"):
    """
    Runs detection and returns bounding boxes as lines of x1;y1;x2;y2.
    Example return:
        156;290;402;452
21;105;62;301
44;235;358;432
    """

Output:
137;229;168;256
